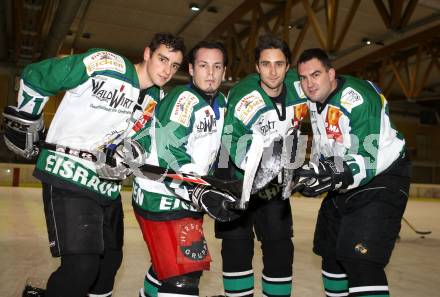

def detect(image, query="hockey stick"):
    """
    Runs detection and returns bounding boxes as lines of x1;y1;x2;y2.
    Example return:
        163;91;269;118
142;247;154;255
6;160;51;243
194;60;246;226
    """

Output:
402;217;432;235
42;142;244;206
137;163;243;197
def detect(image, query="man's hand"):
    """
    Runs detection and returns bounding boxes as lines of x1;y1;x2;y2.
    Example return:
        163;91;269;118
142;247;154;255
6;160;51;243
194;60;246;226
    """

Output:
96;139;145;181
190;185;242;222
2;106;44;159
293;157;353;197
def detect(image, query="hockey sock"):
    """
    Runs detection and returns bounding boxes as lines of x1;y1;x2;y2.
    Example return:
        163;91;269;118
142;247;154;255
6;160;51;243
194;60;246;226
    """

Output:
143;266;161;297
321;258;348;297
340;260;389;297
221;239;254;296
261;239;293;297
89;249;123;296
46;254;100;297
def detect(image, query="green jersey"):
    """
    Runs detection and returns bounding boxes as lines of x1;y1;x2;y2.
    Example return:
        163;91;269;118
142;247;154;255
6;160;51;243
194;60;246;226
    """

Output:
132;84;227;219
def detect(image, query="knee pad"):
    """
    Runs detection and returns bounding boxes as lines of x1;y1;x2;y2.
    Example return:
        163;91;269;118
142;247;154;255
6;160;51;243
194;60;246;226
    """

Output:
340;260;388;289
63;254;101;283
221;238;254;272
261;239;293;277
47;254;100;297
159;271;202;295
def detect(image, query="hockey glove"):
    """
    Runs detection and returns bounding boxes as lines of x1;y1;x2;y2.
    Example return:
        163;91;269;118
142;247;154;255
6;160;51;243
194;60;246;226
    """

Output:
96;139;145;181
2;106;44;159
294;157;353;197
190;185;242;222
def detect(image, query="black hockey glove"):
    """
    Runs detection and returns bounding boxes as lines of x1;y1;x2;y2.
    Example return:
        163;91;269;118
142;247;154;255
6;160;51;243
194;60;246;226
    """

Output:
2;106;45;159
190;185;242;222
96;139;145;181
293;157;353;197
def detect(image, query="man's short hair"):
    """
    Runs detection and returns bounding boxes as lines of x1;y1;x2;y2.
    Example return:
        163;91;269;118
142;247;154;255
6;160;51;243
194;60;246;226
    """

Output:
254;34;291;64
187;40;228;66
149;32;186;55
297;48;333;70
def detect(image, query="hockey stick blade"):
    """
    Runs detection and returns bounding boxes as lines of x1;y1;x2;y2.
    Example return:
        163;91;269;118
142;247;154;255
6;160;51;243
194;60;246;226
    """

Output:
138;164;243;196
402;217;432;235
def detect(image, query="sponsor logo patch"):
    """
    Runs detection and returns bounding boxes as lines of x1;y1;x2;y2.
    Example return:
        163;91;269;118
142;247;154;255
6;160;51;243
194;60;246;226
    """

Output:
170;92;199;127
341;87;363;112
292;102;308;129
196;108;217;133
235;91;265;125
91;79;135;109
83;51;126;76
256;117;276;135
178;220;210;262
325;105;343;143
294;81;306;98
132;98;157;132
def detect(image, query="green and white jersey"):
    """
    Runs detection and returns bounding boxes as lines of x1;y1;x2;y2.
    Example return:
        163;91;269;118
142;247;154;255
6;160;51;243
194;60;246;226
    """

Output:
132;84;227;219
223;69;308;179
17;48;161;202
306;75;406;189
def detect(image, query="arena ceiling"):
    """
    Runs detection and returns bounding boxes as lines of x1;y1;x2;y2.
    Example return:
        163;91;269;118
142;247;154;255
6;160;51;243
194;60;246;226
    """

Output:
1;0;440;119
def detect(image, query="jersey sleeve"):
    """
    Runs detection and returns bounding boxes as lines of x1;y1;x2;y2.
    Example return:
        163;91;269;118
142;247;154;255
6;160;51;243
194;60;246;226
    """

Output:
340;83;384;188
16;49;128;115
222;87;266;172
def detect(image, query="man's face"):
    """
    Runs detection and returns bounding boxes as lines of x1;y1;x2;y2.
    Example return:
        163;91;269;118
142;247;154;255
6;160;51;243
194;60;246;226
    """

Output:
298;58;336;103
189;48;226;95
145;44;183;87
256;48;289;97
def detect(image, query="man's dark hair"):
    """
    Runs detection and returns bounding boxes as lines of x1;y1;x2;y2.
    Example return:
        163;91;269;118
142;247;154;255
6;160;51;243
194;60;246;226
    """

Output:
254;34;291;64
149;32;186;55
297;48;333;70
187;40;228;66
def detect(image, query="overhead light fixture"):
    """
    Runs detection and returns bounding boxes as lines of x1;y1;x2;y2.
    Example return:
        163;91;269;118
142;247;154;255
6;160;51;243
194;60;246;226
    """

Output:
189;3;200;11
362;38;372;45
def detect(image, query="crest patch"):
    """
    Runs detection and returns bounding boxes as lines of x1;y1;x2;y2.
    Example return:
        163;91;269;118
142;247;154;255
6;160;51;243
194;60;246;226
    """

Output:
341;87;363;112
235;91;265;125
170;91;199;127
83;51;126;76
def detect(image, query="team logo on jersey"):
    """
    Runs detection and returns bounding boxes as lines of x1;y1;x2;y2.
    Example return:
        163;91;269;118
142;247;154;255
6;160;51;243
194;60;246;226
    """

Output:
341;87;363;112
84;51;126;76
235;91;265;125
292;102;308;129
293;81;307;98
325;106;343;143
91;79;135;109
170;91;199;127
178;220;210;262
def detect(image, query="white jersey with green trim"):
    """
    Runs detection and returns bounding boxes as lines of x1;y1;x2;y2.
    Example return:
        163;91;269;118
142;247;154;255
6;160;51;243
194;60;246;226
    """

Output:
306;75;406;189
16;48;161;201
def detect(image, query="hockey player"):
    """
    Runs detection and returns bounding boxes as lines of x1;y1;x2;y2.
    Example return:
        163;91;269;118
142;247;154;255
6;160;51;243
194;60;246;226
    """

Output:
215;35;308;297
3;33;185;297
132;40;238;297
295;48;411;297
